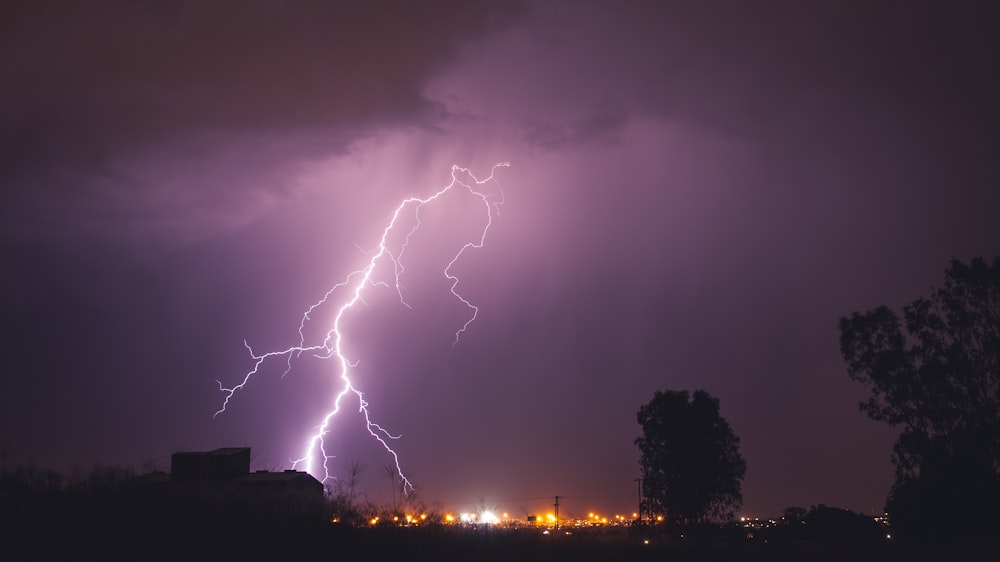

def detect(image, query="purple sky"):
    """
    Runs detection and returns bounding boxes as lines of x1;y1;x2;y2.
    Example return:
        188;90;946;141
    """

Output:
3;0;999;520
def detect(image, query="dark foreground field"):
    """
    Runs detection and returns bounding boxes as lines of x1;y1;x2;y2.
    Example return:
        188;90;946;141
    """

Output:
9;520;992;562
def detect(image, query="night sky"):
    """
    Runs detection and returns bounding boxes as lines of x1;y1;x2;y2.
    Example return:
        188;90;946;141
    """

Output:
3;0;999;520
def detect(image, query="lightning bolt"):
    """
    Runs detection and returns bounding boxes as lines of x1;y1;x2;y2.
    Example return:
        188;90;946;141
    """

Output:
215;162;508;493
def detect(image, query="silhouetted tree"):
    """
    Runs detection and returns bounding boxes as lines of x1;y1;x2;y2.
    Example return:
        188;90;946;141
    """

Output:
782;505;807;524
839;256;1000;540
635;389;746;525
326;460;369;526
801;505;886;543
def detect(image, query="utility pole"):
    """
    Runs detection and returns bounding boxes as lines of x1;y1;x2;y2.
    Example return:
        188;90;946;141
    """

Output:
634;478;643;524
554;495;560;529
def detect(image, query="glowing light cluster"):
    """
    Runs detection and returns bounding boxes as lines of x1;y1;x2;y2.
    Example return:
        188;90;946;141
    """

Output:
215;163;509;492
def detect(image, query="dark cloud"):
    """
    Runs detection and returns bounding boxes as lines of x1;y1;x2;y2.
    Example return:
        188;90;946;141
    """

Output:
522;97;630;151
0;0;525;244
610;0;1000;137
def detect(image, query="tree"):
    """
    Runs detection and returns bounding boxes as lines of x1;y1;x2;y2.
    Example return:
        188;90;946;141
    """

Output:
782;505;807;524
838;256;1000;540
635;389;746;525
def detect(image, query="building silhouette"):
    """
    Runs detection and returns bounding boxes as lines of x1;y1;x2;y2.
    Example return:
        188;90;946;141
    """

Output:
126;447;324;524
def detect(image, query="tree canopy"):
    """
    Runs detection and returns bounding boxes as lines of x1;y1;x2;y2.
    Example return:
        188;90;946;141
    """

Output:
838;256;1000;539
635;389;746;525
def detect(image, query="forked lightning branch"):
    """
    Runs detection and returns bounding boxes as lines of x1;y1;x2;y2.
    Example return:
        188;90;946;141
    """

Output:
214;163;508;494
